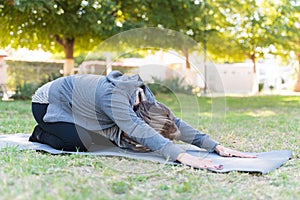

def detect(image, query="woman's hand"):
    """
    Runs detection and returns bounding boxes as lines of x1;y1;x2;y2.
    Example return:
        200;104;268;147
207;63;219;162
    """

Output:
176;153;223;170
215;145;257;158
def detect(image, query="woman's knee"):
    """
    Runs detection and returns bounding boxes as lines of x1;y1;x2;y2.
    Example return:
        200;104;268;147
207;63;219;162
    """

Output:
32;103;48;124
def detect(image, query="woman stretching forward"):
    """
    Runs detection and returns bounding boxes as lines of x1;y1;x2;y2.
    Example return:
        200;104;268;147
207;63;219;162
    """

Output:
29;71;255;170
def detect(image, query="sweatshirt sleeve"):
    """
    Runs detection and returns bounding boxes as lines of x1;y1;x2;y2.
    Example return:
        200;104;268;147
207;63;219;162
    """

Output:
175;118;218;152
102;89;185;161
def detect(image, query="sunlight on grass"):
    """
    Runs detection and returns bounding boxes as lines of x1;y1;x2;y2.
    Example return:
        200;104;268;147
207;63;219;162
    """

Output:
245;110;276;117
281;96;300;103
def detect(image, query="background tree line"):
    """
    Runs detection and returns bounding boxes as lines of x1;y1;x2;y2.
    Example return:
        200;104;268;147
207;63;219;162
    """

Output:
1;0;300;91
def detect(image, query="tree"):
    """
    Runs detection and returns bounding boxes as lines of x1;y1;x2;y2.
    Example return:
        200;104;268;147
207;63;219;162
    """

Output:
218;0;279;73
0;0;121;75
0;0;207;73
141;0;239;69
263;0;300;91
115;0;203;69
0;0;248;73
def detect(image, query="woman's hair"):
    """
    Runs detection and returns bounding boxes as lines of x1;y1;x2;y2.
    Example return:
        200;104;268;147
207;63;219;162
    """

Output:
133;101;180;140
119;101;181;152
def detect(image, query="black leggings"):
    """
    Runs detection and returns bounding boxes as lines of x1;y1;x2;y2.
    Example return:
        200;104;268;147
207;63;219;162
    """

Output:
31;103;95;151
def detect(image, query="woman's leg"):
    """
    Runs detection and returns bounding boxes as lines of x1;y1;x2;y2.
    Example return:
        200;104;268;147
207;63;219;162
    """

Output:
31;103;92;151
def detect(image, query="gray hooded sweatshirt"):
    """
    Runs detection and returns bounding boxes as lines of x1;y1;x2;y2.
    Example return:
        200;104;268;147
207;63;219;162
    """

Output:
32;71;217;161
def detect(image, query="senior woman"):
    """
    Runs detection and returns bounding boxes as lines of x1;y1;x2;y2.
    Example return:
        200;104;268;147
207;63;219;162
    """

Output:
29;71;254;170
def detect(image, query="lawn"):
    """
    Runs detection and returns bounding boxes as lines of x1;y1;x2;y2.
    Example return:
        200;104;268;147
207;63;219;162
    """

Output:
0;94;299;199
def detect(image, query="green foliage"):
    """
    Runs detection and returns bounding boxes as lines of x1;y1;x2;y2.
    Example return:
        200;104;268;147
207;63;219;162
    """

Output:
147;77;194;95
1;0;299;67
258;83;264;92
39;72;62;86
0;0;120;53
263;0;300;55
12;69;61;100
11;71;61;100
12;81;39;100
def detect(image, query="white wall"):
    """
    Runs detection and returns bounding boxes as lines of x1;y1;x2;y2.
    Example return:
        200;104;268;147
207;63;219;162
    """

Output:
138;62;205;89
0;58;7;85
207;63;257;94
138;64;167;83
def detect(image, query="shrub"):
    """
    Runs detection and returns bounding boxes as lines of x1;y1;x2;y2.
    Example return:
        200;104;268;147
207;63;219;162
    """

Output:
12;72;63;100
12;81;39;100
39;72;62;86
258;83;264;92
147;77;194;95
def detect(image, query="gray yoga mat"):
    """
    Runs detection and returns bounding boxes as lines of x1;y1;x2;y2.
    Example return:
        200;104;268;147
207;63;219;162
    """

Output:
0;134;292;174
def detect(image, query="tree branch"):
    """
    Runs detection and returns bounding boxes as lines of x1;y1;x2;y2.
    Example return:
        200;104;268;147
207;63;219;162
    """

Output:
54;34;64;46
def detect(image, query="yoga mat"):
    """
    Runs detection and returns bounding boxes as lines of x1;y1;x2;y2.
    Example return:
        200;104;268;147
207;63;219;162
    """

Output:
0;134;292;174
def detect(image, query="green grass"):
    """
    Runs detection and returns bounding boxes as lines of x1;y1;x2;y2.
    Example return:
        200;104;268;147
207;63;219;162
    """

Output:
0;95;299;199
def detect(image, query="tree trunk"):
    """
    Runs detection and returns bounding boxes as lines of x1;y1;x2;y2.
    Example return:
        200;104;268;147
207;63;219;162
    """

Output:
250;54;256;74
64;59;75;76
294;54;300;92
183;48;191;69
250;53;259;93
55;35;75;76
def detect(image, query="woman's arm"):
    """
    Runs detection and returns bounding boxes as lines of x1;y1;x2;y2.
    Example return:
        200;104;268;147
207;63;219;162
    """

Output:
174;118;218;152
175;119;256;158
